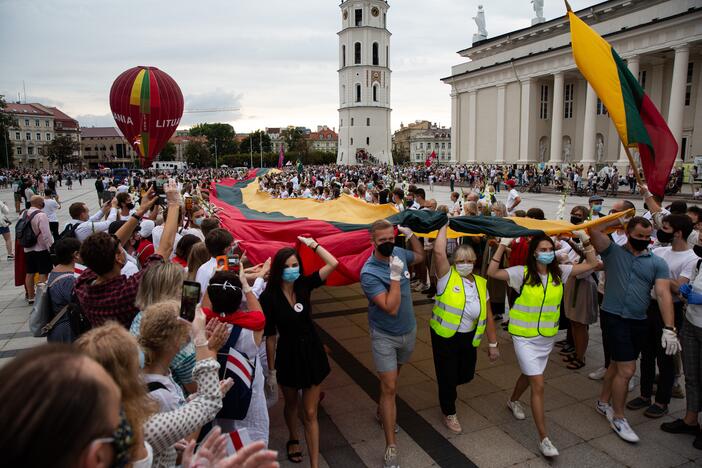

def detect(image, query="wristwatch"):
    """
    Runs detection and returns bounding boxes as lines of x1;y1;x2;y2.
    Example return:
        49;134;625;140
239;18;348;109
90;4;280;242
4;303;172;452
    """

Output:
663;326;677;333
131;213;142;221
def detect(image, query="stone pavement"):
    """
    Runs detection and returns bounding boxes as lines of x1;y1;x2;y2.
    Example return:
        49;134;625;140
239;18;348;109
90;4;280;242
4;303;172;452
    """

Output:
0;181;700;467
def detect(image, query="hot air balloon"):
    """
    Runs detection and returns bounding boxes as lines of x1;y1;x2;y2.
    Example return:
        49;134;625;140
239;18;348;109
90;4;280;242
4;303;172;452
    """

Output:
109;66;184;167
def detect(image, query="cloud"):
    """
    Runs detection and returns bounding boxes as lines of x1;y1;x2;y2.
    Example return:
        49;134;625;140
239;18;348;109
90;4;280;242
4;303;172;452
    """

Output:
181;88;244;127
75;113;118;128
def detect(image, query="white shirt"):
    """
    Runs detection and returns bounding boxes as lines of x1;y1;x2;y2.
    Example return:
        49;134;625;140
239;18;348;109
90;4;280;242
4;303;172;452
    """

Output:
506;264;573;293
180;227;205;241
686;265;702;327
65;208;118;241
117;184;129;193
651;246;697;301
195;257;218;300
506;189;520;214
42;199;60;222
152;225;182;256
437;271;490;332
144;373;186;413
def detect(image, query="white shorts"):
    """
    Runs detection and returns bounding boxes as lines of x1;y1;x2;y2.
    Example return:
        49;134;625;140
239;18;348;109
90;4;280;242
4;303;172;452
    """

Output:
512;335;555;376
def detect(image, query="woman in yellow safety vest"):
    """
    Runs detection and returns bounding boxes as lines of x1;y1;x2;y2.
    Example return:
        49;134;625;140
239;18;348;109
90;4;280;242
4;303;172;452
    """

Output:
488;231;597;458
430;224;499;434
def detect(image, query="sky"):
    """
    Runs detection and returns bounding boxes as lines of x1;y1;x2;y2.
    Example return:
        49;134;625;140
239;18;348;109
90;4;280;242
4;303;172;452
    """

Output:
0;0;597;134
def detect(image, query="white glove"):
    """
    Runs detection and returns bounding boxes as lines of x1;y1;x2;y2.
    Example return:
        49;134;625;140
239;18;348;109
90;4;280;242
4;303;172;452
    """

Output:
499;237;512;247
574;229;590;244
297;236;315;247
661;329;681;355
389;255;405;281
265;369;278;397
397;225;413;240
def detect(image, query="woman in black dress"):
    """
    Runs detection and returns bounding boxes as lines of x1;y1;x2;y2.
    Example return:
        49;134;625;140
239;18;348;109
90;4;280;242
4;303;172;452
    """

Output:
260;236;338;467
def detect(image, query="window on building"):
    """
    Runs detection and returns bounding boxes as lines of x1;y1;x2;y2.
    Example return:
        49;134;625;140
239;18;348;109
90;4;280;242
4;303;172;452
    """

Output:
25;132;31;140
351;118;354;126
355;9;362;26
596;98;608;115
350;138;354;145
35;119;39;127
448;142;451;149
638;70;647;90
383;13;386;28
340;119;343;127
24;119;29;126
16;147;22;155
442;142;445;149
342;84;346;103
45;120;50;127
685;62;694;106
373;85;379;102
36;133;41;141
14;132;19;140
386;46;389;66
354;42;361;64
28;147;34;155
372;43;379;65
564;83;574;119
539;84;549;119
682;137;688;161
342;45;346;67
46;133;51;141
419;142;423;149
366;137;370;145
366;117;370;126
355;84;361;102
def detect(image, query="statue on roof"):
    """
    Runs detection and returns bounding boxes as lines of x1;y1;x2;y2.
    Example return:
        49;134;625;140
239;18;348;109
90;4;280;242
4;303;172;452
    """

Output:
472;5;488;43
531;0;545;25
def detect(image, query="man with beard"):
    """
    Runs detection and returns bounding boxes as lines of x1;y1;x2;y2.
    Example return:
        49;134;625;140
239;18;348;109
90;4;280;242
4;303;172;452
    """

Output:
361;219;424;468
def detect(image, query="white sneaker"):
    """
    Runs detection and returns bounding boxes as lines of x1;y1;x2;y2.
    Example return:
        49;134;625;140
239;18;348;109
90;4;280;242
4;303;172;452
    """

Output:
383;445;399;468
595;400;613;422
628;375;639;392
588;367;607;380
444;414;462;434
507;400;526;420
539;437;559;457
610;417;640;443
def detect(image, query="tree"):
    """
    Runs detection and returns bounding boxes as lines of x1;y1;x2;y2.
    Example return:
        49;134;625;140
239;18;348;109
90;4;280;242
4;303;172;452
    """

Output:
0;96;16;168
46;135;79;169
239;130;272;154
282;126;309;156
184;141;211;167
189;123;238;155
158;141;176;161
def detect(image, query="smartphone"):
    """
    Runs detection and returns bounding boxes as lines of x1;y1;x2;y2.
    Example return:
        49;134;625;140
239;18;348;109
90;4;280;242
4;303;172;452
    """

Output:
180;281;201;322
228;253;240;273
185;197;193;212
155;179;167;205
215;255;229;271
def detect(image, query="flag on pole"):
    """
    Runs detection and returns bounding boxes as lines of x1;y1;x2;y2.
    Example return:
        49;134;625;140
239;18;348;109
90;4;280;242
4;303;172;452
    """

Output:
425;150;437;168
566;5;677;197
225;428;252;455
277;144;285;169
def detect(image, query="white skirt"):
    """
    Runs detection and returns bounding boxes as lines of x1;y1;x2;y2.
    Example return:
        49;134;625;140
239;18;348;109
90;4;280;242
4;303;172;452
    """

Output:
512;335;555;376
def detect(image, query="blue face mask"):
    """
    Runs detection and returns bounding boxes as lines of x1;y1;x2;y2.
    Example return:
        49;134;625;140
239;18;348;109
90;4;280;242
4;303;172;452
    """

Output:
282;266;300;283
193;216;204;226
592;204;602;212
536;252;555;265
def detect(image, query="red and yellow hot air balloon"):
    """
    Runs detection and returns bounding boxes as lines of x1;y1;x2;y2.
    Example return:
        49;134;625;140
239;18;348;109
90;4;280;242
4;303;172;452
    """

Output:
109;66;184;167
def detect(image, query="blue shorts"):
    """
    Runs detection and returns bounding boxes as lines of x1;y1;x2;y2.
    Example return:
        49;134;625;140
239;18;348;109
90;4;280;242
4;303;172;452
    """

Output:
370;326;417;373
0;226;9;235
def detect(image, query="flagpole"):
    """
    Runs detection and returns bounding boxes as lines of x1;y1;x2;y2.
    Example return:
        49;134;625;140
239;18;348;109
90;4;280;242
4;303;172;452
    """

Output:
622;144;645;189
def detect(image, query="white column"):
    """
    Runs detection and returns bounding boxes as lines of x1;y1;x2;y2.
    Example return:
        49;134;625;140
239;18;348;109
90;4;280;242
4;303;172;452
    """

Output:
495;84;506;163
519;79;532;162
450;90;460;163
581;82;597;166
467;90;477;163
549;72;564;165
667;44;690;163
617;56;640;167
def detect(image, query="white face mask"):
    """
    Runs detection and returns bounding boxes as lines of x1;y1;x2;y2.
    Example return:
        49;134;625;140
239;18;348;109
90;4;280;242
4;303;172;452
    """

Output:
455;263;474;277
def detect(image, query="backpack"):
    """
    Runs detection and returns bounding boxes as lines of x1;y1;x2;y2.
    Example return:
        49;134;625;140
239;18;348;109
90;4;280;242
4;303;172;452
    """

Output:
216;326;256;420
16;210;40;247
29;274;74;337
58;222;79;241
66;290;91;339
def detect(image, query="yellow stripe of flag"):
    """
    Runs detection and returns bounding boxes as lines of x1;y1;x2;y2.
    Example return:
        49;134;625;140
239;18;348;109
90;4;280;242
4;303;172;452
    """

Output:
129;69;146;107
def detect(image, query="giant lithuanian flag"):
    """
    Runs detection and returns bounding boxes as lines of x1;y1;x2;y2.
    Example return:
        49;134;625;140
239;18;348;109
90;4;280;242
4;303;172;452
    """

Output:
567;5;677;197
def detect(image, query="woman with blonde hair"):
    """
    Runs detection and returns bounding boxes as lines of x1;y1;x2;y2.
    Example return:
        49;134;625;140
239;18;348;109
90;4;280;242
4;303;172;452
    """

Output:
76;314;224;468
129;263;198;393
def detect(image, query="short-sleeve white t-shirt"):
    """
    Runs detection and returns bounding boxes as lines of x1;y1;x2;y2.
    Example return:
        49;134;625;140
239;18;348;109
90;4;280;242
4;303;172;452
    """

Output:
651;246;698;300
436;271;489;332
505;265;573;293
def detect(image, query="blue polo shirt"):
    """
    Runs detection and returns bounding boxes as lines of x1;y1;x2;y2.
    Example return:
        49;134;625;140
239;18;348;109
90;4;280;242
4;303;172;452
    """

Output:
600;242;670;320
360;247;416;336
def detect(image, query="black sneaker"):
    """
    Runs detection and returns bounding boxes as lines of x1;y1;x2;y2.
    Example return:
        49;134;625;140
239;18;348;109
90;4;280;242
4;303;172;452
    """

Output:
661;418;700;435
643;403;668;418
559;344;575;355
626;396;651;410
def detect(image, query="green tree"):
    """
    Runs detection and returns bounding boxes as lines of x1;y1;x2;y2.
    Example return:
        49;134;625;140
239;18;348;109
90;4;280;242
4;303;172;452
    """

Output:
239;130;272;154
46;135;79;169
0;96;16;168
184;141;212;167
158;141;176;161
189;123;238;155
282;126;309;156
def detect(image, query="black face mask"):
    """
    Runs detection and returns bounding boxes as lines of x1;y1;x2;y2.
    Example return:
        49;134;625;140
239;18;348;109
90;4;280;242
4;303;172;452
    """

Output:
376;241;395;257
694;245;702;258
656;230;674;244
570;216;583;225
126;202;135;210
629;237;650;252
405;200;413;208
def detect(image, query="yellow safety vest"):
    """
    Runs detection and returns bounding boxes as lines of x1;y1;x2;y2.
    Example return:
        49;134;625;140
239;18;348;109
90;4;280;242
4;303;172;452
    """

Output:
430;267;488;347
508;267;563;338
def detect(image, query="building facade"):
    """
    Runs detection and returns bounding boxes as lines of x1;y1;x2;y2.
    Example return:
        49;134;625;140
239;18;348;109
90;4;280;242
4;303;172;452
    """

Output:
442;0;702;167
307;125;338;153
170;134;208;162
409;125;452;164
337;0;392;165
80;127;136;169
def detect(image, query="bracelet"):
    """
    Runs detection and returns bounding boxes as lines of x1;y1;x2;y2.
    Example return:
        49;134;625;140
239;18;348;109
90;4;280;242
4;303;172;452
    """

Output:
131;213;142;221
488;342;499;348
313;243;320;252
490;257;501;263
242;288;253;294
194;338;208;348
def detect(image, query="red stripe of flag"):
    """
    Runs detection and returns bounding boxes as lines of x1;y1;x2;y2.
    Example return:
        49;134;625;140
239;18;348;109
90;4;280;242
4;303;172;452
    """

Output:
229;431;244;451
227;353;252;383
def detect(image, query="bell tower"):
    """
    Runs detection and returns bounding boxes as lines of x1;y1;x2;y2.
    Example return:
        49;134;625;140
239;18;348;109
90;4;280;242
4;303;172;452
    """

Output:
337;1;392;165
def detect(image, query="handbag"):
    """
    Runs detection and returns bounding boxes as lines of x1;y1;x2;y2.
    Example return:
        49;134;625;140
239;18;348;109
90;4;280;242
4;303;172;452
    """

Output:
29;274;73;337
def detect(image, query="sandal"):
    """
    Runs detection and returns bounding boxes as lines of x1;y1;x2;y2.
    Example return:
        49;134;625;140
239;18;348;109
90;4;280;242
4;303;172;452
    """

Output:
562;353;577;363
286;440;303;463
566;358;586;370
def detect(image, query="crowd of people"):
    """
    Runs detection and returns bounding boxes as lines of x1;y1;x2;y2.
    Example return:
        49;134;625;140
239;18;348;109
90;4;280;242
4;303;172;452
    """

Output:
0;162;702;467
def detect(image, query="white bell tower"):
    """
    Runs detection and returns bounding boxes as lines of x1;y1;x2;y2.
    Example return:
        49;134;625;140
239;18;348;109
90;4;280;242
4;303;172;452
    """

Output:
337;0;392;165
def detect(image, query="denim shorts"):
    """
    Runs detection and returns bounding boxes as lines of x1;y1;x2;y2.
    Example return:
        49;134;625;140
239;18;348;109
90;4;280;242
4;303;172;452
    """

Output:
370;326;417;373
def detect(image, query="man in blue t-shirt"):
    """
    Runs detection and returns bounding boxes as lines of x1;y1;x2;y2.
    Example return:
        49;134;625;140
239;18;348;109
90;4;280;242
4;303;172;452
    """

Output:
360;219;424;468
589;215;680;444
